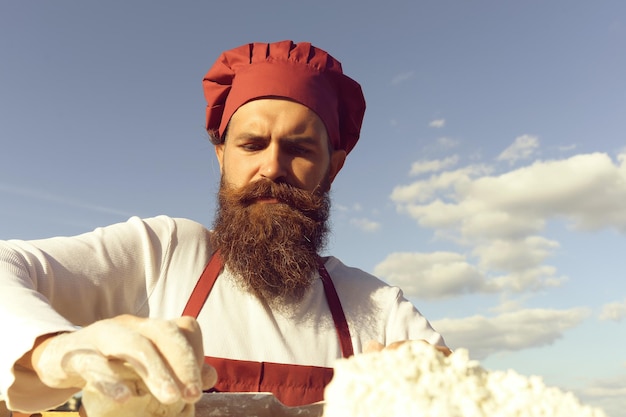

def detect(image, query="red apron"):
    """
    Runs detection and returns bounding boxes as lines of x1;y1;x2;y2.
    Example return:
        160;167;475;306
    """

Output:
181;251;354;406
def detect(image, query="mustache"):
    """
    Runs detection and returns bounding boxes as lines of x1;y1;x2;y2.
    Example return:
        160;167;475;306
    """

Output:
221;180;329;218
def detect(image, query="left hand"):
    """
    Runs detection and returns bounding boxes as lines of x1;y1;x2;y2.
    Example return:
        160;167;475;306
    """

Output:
364;339;452;357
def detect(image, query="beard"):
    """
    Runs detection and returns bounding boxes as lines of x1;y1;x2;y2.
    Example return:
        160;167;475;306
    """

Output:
211;177;331;304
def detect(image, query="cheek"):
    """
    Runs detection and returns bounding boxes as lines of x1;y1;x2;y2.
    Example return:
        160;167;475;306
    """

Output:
295;162;331;190
220;157;249;187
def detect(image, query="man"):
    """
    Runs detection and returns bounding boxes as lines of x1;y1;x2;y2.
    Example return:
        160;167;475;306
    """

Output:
0;40;448;413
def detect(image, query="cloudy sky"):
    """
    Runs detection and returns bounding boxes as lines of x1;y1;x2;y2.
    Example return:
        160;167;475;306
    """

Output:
1;1;624;415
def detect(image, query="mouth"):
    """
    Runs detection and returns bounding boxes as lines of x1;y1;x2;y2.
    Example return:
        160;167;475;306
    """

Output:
253;197;280;204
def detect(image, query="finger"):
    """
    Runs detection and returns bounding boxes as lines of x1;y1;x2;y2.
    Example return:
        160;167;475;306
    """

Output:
174;316;205;368
90;320;182;404
385;341;406;350
435;345;453;357
363;340;384;353
134;318;204;402
200;363;218;390
415;339;453;357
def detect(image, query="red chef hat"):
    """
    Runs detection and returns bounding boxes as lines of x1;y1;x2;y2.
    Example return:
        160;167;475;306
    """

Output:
202;40;366;154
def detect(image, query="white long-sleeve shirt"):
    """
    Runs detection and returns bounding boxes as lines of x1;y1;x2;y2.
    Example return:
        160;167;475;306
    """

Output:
0;215;445;411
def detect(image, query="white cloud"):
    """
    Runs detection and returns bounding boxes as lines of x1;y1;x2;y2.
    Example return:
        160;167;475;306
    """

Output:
582;376;626;397
459;209;545;240
429;119;446;128
577;373;626;417
334;203;363;213
349;217;381;232
409;155;459;176
391;164;491;205
497;134;540;165
392;151;626;277
473;236;558;274
373;245;565;299
391;71;415;85
388;151;626;299
373;251;486;299
432;307;591;359
468;153;626;232
436;137;459;149
487;265;566;293
599;299;626;321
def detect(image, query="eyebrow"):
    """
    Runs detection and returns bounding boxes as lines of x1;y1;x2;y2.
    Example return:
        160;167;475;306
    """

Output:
232;133;322;146
231;132;264;141
282;136;321;146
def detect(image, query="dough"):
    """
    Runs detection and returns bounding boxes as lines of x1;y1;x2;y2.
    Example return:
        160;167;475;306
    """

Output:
81;366;193;417
322;341;607;417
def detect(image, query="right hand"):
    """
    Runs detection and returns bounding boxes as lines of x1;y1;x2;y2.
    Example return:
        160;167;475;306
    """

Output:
34;315;216;405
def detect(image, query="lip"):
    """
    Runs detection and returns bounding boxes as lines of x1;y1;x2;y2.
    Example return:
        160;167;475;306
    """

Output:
255;197;280;204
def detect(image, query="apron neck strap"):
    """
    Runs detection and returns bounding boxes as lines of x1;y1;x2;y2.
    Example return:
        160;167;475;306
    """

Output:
182;250;354;358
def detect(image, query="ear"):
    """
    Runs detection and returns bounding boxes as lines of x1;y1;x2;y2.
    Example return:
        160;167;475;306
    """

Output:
214;144;225;174
328;149;347;184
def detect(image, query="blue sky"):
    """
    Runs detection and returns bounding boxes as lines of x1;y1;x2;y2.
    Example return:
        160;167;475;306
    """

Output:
1;1;625;415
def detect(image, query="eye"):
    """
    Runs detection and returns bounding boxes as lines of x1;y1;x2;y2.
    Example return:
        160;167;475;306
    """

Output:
286;142;315;156
239;140;265;152
290;146;310;155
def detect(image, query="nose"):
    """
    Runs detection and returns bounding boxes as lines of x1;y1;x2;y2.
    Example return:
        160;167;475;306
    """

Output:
259;144;288;182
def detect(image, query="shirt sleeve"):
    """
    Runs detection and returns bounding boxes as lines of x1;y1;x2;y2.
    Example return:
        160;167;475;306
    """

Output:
0;215;201;411
323;257;447;351
384;289;447;347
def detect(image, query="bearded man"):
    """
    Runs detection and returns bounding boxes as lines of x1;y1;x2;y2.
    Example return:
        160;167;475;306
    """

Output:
0;41;448;414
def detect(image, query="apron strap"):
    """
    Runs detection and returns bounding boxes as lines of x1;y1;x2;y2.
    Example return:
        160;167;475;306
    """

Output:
318;258;354;357
182;250;354;358
181;251;224;317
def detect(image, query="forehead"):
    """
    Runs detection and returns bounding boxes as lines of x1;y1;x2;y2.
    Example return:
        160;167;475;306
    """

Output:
227;99;330;143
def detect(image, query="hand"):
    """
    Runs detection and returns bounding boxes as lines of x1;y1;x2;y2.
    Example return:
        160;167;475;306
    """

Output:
35;315;216;405
364;339;452;357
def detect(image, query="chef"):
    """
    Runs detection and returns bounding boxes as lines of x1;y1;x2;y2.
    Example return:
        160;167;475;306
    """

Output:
0;40;449;414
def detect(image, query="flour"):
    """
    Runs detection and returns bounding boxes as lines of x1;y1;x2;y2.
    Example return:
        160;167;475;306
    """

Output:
323;342;607;417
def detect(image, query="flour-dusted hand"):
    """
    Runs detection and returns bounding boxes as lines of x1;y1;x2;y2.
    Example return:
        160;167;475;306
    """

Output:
35;315;216;405
81;363;196;417
364;339;452;357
